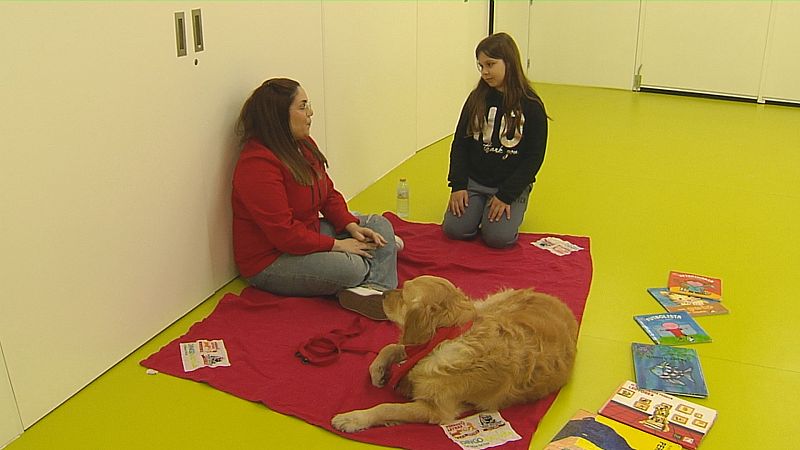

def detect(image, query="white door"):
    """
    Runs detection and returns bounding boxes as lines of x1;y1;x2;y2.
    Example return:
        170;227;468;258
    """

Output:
636;1;771;97
0;345;22;448
760;2;800;103
525;1;641;90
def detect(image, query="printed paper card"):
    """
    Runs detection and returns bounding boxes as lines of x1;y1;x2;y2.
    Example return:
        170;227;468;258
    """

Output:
441;411;521;450
180;339;231;372
532;237;584;256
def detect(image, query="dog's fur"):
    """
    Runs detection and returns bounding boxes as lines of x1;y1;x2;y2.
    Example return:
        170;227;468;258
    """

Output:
331;275;578;432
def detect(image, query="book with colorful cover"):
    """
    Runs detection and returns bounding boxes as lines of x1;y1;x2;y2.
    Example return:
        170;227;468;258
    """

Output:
667;271;722;301
634;311;712;345
545;409;682;450
599;380;717;450
632;343;709;398
647;287;729;317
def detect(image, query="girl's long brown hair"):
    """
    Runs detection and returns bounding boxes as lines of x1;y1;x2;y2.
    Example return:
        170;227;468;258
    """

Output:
465;32;548;138
236;78;327;186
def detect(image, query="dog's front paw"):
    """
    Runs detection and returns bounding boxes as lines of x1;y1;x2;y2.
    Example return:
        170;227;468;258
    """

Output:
332;410;372;433
369;361;389;387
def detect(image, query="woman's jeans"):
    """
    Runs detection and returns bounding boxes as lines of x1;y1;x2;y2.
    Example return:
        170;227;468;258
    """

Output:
442;178;532;248
247;214;398;297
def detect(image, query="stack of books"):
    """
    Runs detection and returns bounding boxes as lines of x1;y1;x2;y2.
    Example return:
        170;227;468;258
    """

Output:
647;271;728;317
545;271;725;449
546;381;717;450
633;270;726;397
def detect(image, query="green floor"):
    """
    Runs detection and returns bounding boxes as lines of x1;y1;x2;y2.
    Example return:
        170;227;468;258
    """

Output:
7;84;800;449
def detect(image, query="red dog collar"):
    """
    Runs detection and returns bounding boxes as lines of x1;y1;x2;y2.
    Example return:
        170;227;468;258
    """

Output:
388;321;474;389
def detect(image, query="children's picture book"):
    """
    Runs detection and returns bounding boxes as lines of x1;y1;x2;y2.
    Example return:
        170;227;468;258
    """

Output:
632;343;709;398
599;380;717;450
647;288;729;317
634;311;712;345
545;409;683;450
667;271;722;301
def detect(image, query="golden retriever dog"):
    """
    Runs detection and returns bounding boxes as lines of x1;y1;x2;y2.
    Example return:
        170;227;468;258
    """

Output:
331;275;578;432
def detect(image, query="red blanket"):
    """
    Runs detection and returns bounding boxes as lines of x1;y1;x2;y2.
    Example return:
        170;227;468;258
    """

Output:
141;213;592;449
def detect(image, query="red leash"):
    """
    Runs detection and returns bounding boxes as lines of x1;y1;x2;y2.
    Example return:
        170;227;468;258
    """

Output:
295;317;376;366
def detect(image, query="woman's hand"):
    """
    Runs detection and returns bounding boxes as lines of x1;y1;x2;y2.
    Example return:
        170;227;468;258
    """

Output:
487;196;511;222
332;238;378;258
344;222;387;247
448;190;469;217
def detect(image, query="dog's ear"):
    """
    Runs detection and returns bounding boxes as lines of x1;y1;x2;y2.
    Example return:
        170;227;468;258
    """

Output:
400;303;438;345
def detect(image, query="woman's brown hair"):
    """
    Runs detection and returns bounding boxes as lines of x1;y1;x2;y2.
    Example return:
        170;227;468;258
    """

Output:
465;32;548;138
236;78;327;186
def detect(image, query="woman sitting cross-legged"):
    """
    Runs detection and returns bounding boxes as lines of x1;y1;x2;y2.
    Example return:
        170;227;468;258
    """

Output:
232;77;399;320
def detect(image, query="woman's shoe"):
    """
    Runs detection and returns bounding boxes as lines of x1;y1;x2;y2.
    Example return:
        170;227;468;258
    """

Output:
337;286;387;320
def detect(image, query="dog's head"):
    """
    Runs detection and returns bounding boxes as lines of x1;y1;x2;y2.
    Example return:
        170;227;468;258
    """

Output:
383;275;475;345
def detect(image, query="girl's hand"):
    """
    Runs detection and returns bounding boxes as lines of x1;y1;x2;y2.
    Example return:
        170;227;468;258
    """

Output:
332;238;377;258
487;196;511;222
448;190;469;217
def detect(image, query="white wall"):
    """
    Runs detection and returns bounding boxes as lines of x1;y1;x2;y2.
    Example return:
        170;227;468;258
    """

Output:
322;2;486;195
0;345;22;448
0;0;487;431
527;1;641;90
417;1;488;150
321;2;418;195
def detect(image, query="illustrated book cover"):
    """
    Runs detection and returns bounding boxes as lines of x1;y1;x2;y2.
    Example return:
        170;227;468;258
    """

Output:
632;343;709;398
544;409;682;450
599;380;717;450
647;287;729;317
667;271;722;301
634;311;712;345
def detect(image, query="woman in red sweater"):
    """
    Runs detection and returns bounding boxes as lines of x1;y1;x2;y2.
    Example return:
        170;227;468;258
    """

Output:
232;78;398;320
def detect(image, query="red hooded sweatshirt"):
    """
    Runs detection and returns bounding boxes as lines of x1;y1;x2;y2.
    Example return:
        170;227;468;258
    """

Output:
232;138;357;278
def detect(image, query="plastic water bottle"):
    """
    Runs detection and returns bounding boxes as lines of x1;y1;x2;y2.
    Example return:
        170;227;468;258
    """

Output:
396;178;409;218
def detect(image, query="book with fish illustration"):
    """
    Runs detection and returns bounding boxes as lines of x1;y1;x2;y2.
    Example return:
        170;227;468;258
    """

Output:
632;343;708;398
545;409;683;449
634;311;712;346
667;271;722;301
647;288;729;317
599;380;717;450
